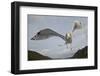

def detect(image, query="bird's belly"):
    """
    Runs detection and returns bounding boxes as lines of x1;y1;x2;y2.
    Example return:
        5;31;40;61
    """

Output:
66;38;72;43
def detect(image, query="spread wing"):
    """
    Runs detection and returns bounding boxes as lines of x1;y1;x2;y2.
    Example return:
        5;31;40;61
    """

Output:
72;21;82;32
31;28;65;41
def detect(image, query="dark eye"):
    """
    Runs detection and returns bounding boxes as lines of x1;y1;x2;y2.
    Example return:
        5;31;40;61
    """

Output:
37;32;40;35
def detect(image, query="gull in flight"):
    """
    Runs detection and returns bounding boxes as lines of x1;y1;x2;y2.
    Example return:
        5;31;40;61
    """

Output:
31;21;82;50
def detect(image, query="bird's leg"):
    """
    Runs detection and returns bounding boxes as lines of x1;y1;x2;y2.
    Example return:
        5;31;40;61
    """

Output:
70;44;72;51
66;43;72;50
66;44;69;48
67;44;72;50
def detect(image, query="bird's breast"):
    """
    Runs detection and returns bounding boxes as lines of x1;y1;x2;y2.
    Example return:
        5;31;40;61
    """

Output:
65;37;72;43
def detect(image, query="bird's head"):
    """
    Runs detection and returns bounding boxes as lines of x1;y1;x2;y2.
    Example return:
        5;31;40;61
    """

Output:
65;32;72;39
